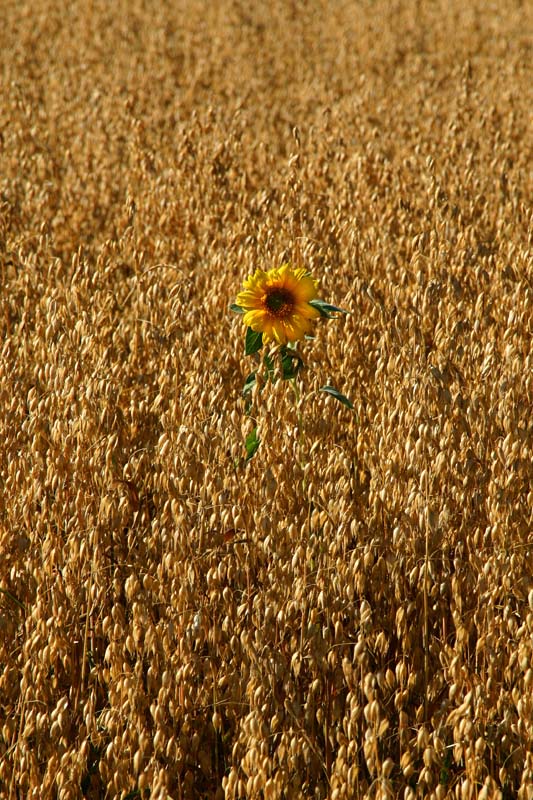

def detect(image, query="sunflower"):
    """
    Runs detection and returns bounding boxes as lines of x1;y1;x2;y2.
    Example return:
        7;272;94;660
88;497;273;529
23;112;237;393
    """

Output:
236;263;320;345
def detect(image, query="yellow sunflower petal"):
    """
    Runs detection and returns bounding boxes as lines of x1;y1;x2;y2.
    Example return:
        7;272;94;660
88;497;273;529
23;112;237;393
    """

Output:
241;270;267;293
297;276;319;302
243;309;266;330
295;302;321;320
237;289;264;309
235;262;321;343
270;321;288;345
261;320;276;342
283;317;308;341
285;271;317;300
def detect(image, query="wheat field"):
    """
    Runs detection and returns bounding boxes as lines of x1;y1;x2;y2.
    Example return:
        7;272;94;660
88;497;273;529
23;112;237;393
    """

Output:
1;1;532;798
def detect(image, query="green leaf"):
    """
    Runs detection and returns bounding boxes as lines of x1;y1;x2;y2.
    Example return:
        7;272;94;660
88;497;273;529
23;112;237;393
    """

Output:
281;347;303;380
319;385;354;409
243;371;257;396
309;298;349;318
230;303;244;314
245;327;263;355
245;427;260;460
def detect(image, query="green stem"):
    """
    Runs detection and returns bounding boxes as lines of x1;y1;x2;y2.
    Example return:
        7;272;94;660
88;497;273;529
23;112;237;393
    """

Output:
0;588;25;611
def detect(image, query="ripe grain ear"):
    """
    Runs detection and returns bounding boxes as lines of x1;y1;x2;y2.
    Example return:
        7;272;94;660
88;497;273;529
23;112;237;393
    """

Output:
1;0;531;797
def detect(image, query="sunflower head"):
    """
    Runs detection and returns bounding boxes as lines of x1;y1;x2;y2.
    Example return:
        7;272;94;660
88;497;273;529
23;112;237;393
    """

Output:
236;263;320;345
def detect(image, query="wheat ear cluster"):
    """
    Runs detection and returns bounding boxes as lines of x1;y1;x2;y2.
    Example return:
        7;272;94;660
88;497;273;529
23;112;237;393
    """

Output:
0;1;532;798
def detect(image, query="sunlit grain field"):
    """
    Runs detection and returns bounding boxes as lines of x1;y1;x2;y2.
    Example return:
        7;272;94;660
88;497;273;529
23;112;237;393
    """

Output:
1;1;532;798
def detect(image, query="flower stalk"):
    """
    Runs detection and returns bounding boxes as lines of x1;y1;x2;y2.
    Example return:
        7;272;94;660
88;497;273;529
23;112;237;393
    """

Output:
232;262;352;459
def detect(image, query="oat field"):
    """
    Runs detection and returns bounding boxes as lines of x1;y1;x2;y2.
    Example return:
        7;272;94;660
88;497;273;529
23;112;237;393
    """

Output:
1;1;533;798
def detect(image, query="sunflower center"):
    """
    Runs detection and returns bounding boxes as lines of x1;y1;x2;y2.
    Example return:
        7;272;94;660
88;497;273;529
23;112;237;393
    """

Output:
264;288;295;317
